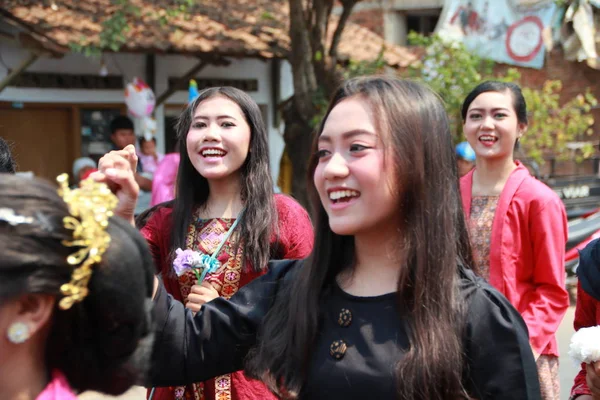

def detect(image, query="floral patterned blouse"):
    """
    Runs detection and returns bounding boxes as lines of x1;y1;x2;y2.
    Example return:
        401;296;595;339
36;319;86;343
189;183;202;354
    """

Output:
468;196;499;281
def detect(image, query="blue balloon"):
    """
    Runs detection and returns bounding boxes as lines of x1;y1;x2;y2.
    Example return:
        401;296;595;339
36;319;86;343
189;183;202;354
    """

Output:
456;141;476;162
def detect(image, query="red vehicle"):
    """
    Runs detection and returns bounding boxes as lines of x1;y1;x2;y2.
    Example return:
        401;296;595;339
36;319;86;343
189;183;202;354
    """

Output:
565;208;600;285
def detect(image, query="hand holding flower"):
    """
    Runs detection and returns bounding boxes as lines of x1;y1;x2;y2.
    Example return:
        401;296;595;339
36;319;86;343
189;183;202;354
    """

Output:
570;326;600;399
185;281;220;313
586;361;600;399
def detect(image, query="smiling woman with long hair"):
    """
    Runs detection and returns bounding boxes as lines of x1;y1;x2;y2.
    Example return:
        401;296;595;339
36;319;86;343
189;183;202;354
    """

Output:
109;86;313;400
459;81;569;400
98;76;541;400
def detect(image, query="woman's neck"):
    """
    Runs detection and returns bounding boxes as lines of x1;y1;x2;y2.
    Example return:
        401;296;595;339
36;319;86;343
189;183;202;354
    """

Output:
202;174;244;219
472;157;517;196
338;227;403;297
0;349;49;400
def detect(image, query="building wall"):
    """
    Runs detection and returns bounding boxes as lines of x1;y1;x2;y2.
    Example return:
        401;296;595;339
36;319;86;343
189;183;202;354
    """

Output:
348;5;600;177
0;41;293;187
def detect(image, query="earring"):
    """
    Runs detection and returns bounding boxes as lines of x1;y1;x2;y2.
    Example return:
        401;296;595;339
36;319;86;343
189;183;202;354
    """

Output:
7;322;30;344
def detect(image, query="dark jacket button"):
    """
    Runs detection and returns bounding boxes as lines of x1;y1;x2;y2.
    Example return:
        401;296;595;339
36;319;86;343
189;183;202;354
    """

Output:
330;339;348;360
338;308;352;327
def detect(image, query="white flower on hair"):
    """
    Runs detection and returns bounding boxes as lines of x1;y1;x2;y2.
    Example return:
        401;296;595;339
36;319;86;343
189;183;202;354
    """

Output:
569;326;600;366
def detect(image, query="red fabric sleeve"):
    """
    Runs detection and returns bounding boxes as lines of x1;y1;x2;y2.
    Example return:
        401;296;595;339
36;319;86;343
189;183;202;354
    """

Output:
524;195;570;355
140;209;166;275
571;282;599;398
273;194;314;259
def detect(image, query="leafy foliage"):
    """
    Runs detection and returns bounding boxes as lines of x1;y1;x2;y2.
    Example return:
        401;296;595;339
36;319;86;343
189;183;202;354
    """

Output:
406;33;597;163
308;50;386;128
69;0;194;57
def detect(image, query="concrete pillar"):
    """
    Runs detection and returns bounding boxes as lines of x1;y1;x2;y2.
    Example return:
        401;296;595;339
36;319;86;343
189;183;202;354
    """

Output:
384;10;408;46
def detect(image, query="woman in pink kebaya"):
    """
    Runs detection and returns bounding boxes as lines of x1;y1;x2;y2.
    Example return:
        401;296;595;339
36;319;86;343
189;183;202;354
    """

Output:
460;81;569;400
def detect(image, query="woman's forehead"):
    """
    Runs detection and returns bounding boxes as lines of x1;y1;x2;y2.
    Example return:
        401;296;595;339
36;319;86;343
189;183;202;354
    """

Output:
321;97;377;136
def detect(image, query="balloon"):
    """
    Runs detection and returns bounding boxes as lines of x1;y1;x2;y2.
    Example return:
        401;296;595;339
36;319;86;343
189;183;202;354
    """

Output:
125;77;155;118
189;79;199;103
141;116;157;141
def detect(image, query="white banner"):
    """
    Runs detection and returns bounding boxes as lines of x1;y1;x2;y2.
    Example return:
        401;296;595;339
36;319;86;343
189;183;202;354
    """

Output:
436;0;557;69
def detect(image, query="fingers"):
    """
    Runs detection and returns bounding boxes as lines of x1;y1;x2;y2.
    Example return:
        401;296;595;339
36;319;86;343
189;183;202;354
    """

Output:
185;283;220;312
185;300;202;313
91;148;140;224
123;144;139;173
587;362;600;397
98;146;136;173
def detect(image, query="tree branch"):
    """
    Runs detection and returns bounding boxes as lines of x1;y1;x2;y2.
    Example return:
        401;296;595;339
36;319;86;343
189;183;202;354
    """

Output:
329;0;360;64
288;0;318;120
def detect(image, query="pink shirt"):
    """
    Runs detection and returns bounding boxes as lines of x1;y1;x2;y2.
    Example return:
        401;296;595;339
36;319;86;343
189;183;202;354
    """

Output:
150;153;180;206
36;370;77;400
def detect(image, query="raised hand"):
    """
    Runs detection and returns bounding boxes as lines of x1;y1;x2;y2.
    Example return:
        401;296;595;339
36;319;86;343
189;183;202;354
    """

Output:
92;145;140;225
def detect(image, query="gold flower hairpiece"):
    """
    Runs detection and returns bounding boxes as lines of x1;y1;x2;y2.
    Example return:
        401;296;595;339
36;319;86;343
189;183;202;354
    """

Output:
56;174;118;310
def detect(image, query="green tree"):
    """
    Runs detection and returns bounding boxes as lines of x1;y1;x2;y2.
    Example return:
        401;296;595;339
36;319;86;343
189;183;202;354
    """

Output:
71;0;383;206
407;33;597;165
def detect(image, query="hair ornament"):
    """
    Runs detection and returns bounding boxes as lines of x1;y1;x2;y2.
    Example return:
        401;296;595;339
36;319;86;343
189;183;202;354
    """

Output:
56;173;118;310
0;208;34;226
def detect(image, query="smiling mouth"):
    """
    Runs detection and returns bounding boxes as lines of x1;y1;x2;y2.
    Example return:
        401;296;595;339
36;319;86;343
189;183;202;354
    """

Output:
201;148;227;157
479;135;498;143
328;189;361;204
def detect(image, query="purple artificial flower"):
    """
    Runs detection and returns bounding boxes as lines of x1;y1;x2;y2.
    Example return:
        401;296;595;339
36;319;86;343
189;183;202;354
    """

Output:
173;248;197;276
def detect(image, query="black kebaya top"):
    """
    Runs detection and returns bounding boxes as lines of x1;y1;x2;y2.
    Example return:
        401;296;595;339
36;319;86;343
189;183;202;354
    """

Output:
149;259;541;399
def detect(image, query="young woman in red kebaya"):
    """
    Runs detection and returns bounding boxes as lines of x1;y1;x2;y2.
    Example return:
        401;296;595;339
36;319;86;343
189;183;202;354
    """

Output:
132;87;314;400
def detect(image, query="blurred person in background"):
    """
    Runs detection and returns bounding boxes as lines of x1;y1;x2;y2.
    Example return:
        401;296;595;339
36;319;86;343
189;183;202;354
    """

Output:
0;137;16;173
456;141;476;177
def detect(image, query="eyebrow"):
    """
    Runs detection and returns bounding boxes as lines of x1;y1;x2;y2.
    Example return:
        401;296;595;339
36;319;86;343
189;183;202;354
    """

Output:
193;115;239;121
318;129;376;142
467;107;511;113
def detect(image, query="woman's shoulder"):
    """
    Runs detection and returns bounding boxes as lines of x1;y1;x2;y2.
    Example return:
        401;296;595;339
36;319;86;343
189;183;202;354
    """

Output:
511;174;564;216
138;203;174;232
458;266;522;318
273;194;312;227
515;172;559;201
262;259;305;287
274;193;307;213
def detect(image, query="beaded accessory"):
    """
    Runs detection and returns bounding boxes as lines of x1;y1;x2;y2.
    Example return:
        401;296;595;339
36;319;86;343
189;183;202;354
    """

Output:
56;173;118;310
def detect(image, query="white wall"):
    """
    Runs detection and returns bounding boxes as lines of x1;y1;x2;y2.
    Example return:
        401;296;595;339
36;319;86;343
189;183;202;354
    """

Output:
0;42;289;186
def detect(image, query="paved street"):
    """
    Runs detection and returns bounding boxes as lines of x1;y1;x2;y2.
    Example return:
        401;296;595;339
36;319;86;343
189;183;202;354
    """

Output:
559;306;579;400
80;306;581;400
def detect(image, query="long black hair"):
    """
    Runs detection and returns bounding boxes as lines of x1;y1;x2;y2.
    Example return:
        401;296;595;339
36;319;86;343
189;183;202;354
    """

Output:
0;174;155;395
246;76;475;399
168;87;277;273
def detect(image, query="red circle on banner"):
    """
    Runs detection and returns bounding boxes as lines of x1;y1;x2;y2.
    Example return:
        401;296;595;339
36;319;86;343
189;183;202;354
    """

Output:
505;15;544;62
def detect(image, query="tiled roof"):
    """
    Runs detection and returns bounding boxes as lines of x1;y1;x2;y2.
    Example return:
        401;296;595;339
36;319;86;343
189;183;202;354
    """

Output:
0;0;417;67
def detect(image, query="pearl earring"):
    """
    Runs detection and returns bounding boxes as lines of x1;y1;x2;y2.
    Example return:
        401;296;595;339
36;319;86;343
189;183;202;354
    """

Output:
7;322;30;344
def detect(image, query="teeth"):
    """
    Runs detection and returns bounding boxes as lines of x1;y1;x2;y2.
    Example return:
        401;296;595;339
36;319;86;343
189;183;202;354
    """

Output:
202;149;226;156
480;136;496;142
329;190;360;200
